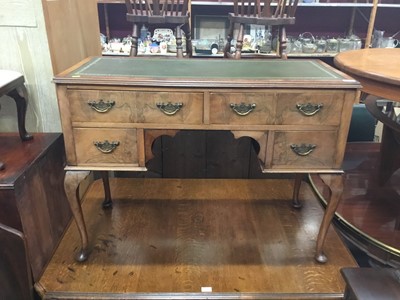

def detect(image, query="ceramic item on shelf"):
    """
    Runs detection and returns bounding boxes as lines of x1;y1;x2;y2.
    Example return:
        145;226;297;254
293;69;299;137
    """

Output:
152;28;175;43
242;34;253;51
382;37;399;48
159;41;168;54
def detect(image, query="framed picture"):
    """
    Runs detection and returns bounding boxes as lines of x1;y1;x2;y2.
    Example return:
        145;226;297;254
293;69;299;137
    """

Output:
194;15;229;40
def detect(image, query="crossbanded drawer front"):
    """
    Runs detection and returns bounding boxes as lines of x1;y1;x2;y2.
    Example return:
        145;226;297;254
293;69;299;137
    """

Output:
271;130;338;169
73;128;138;165
68;90;203;124
274;91;344;125
209;92;276;125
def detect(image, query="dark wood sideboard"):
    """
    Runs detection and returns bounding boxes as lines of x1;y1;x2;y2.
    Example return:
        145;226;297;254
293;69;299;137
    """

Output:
0;133;71;300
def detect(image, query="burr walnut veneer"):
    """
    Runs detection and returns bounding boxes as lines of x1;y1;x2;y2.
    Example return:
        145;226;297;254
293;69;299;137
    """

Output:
54;57;360;264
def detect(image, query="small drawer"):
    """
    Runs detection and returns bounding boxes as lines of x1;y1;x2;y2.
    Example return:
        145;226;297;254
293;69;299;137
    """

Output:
68;89;204;124
274;91;345;125
270;130;338;169
73;128;138;166
209;92;276;125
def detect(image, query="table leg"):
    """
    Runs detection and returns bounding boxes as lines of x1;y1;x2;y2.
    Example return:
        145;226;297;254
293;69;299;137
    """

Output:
7;85;33;141
315;174;344;263
292;173;304;208
378;125;400;185
100;171;112;209
64;170;91;262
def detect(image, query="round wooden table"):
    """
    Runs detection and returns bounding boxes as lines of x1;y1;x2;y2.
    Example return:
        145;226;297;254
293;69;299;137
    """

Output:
334;48;400;184
334;48;400;102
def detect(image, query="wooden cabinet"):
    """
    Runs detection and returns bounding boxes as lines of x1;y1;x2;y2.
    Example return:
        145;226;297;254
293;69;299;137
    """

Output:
54;57;359;264
42;0;102;75
0;133;71;300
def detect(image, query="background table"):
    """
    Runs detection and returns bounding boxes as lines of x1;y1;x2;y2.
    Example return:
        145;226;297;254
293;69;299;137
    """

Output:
334;48;400;185
334;48;400;102
0;70;33;170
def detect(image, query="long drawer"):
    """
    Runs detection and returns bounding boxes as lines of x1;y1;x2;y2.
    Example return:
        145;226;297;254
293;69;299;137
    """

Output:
68;89;204;124
209;90;345;125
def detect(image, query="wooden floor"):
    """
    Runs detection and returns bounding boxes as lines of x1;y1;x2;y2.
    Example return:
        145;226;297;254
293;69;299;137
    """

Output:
36;178;357;299
310;142;400;268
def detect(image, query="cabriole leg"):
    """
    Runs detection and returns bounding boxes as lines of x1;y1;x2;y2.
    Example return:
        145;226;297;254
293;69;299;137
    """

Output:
100;171;112;209
292;173;304;209
315;174;344;263
64;170;91;262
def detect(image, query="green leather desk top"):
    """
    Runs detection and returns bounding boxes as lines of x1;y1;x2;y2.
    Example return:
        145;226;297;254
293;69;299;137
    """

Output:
56;57;360;89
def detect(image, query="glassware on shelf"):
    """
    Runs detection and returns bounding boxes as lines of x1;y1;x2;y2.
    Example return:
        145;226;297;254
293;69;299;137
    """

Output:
299;32;317;53
315;37;327;53
348;35;362;50
371;29;385;48
338;38;353;52
326;37;339;53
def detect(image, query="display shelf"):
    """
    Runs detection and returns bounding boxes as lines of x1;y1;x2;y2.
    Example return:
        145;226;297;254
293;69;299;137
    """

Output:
98;0;400;7
97;1;400;58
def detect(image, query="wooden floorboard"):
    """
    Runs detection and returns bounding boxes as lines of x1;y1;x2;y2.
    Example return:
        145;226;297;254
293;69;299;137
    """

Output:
36;178;357;299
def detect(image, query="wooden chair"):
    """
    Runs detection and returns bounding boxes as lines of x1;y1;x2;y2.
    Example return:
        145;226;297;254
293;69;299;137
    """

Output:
224;0;298;59
125;0;192;58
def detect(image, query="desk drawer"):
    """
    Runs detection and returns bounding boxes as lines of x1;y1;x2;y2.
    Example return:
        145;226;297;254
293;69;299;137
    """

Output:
274;91;345;125
270;130;338;169
68;90;203;124
209;91;344;126
209;92;276;125
73;128;138;166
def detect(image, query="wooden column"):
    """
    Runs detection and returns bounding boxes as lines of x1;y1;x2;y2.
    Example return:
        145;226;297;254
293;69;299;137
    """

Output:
365;0;379;48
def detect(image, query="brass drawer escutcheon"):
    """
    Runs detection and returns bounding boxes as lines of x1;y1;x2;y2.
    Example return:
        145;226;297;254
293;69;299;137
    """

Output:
290;143;316;156
88;100;115;113
156;102;183;115
93;140;120;153
230;103;256;116
296;103;323;116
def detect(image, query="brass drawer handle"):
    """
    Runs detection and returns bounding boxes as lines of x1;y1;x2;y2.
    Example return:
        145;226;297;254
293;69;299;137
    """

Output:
88;100;115;113
296;103;323;116
290;143;316;156
156;102;183;115
230;103;256;116
94;140;120;153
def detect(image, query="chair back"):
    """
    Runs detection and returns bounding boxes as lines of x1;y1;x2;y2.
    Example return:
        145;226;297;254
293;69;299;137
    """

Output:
124;0;192;57
232;0;298;19
125;0;189;19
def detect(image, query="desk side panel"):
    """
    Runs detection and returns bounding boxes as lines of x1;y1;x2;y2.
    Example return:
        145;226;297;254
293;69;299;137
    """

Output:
56;85;77;165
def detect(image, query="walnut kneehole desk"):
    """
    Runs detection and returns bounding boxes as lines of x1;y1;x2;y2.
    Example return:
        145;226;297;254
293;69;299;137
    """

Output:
54;57;360;263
